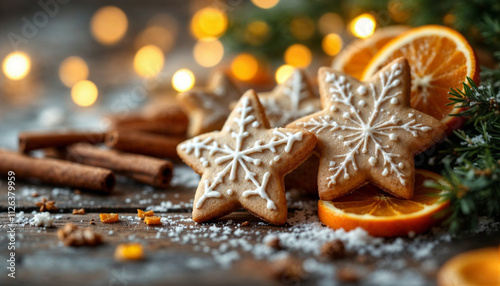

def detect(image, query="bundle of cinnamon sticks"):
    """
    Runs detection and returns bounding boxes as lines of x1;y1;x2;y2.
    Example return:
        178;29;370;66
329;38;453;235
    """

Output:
2;102;189;193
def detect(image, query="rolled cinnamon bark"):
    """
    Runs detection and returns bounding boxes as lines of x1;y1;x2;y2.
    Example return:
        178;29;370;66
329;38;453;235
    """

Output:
0;150;114;192
105;130;183;159
19;131;105;153
109;104;188;136
59;143;173;188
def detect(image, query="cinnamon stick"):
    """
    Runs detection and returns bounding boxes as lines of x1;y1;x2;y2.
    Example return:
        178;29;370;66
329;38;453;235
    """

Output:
19;131;105;153
0;150;114;192
105;130;183;159
57;143;173;188
109;104;188;136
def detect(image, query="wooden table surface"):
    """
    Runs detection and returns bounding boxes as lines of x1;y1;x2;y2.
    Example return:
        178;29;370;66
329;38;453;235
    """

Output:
0;3;499;285
1;165;499;286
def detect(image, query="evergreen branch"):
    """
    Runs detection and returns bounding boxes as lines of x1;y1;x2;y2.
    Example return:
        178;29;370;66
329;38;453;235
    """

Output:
431;77;500;232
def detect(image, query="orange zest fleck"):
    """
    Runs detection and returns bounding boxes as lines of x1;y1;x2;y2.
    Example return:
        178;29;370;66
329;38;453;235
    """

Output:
114;243;144;261
137;209;154;220
144;216;162;225
99;213;119;223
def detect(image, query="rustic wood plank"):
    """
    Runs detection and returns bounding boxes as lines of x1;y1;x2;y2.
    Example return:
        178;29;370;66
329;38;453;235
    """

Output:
0;164;317;213
0;164;199;212
2;211;499;286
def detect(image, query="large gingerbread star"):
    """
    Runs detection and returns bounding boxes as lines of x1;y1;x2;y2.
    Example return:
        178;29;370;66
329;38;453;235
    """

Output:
259;69;321;127
288;58;446;200
177;90;317;225
177;71;241;137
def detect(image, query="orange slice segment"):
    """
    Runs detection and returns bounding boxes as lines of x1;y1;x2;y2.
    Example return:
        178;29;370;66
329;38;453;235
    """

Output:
362;25;479;130
332;26;410;80
438;247;500;286
318;170;450;237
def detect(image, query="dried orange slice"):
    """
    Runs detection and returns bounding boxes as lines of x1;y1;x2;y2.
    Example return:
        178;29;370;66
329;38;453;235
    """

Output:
332;26;410;80
362;25;479;130
438;247;500;286
318;170;449;237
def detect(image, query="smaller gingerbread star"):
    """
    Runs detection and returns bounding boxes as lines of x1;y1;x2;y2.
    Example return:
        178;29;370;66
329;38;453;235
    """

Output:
177;71;241;137
260;69;321;127
288;58;446;200
177;90;317;225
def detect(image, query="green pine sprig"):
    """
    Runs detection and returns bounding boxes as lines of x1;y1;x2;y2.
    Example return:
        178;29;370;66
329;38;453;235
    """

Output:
427;76;500;233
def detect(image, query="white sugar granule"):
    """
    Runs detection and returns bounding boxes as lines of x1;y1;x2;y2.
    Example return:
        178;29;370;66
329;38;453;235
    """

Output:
31;212;54;227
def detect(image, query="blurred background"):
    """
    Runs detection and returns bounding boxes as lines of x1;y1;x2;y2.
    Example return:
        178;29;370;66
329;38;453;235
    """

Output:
0;0;497;149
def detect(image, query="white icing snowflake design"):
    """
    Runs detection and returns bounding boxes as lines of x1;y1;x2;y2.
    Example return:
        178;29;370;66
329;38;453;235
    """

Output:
261;70;319;127
298;63;432;187
180;96;304;210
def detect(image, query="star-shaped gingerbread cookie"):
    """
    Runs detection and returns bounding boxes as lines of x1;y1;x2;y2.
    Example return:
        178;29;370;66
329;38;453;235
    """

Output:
177;71;241;137
177;90;317;225
260;69;320;127
288;58;446;200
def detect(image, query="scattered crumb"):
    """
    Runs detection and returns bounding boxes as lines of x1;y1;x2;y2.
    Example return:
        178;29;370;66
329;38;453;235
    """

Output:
74;190;81;194
31;192;39;197
320;240;345;260
72;208;85;215
241;221;250;226
271;257;306;282
336;267;360;283
265;236;282;250
57;223;102;247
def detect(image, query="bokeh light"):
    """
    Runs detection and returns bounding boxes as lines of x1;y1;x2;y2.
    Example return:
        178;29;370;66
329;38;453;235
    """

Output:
90;6;128;45
322;33;343;56
193;39;224;68
2;51;31;80
231;53;259;81
350;13;376;38
133;45;164;77
172;69;195;92
135;26;175;53
318;13;344;35
443;14;455;26
289;17;315;41
275;65;294;84
71;80;98;107
284;44;312;68
251;0;280;9
245;21;271;46
59;56;89;87
190;7;227;40
388;0;410;23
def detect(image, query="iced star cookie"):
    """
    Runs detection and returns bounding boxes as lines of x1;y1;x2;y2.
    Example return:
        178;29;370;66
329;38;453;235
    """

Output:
177;71;241;137
260;69;320;128
177;90;317;225
288;58;446;200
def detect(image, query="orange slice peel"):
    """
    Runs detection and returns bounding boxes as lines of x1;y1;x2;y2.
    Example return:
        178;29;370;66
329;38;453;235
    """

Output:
362;25;479;131
318;170;450;237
